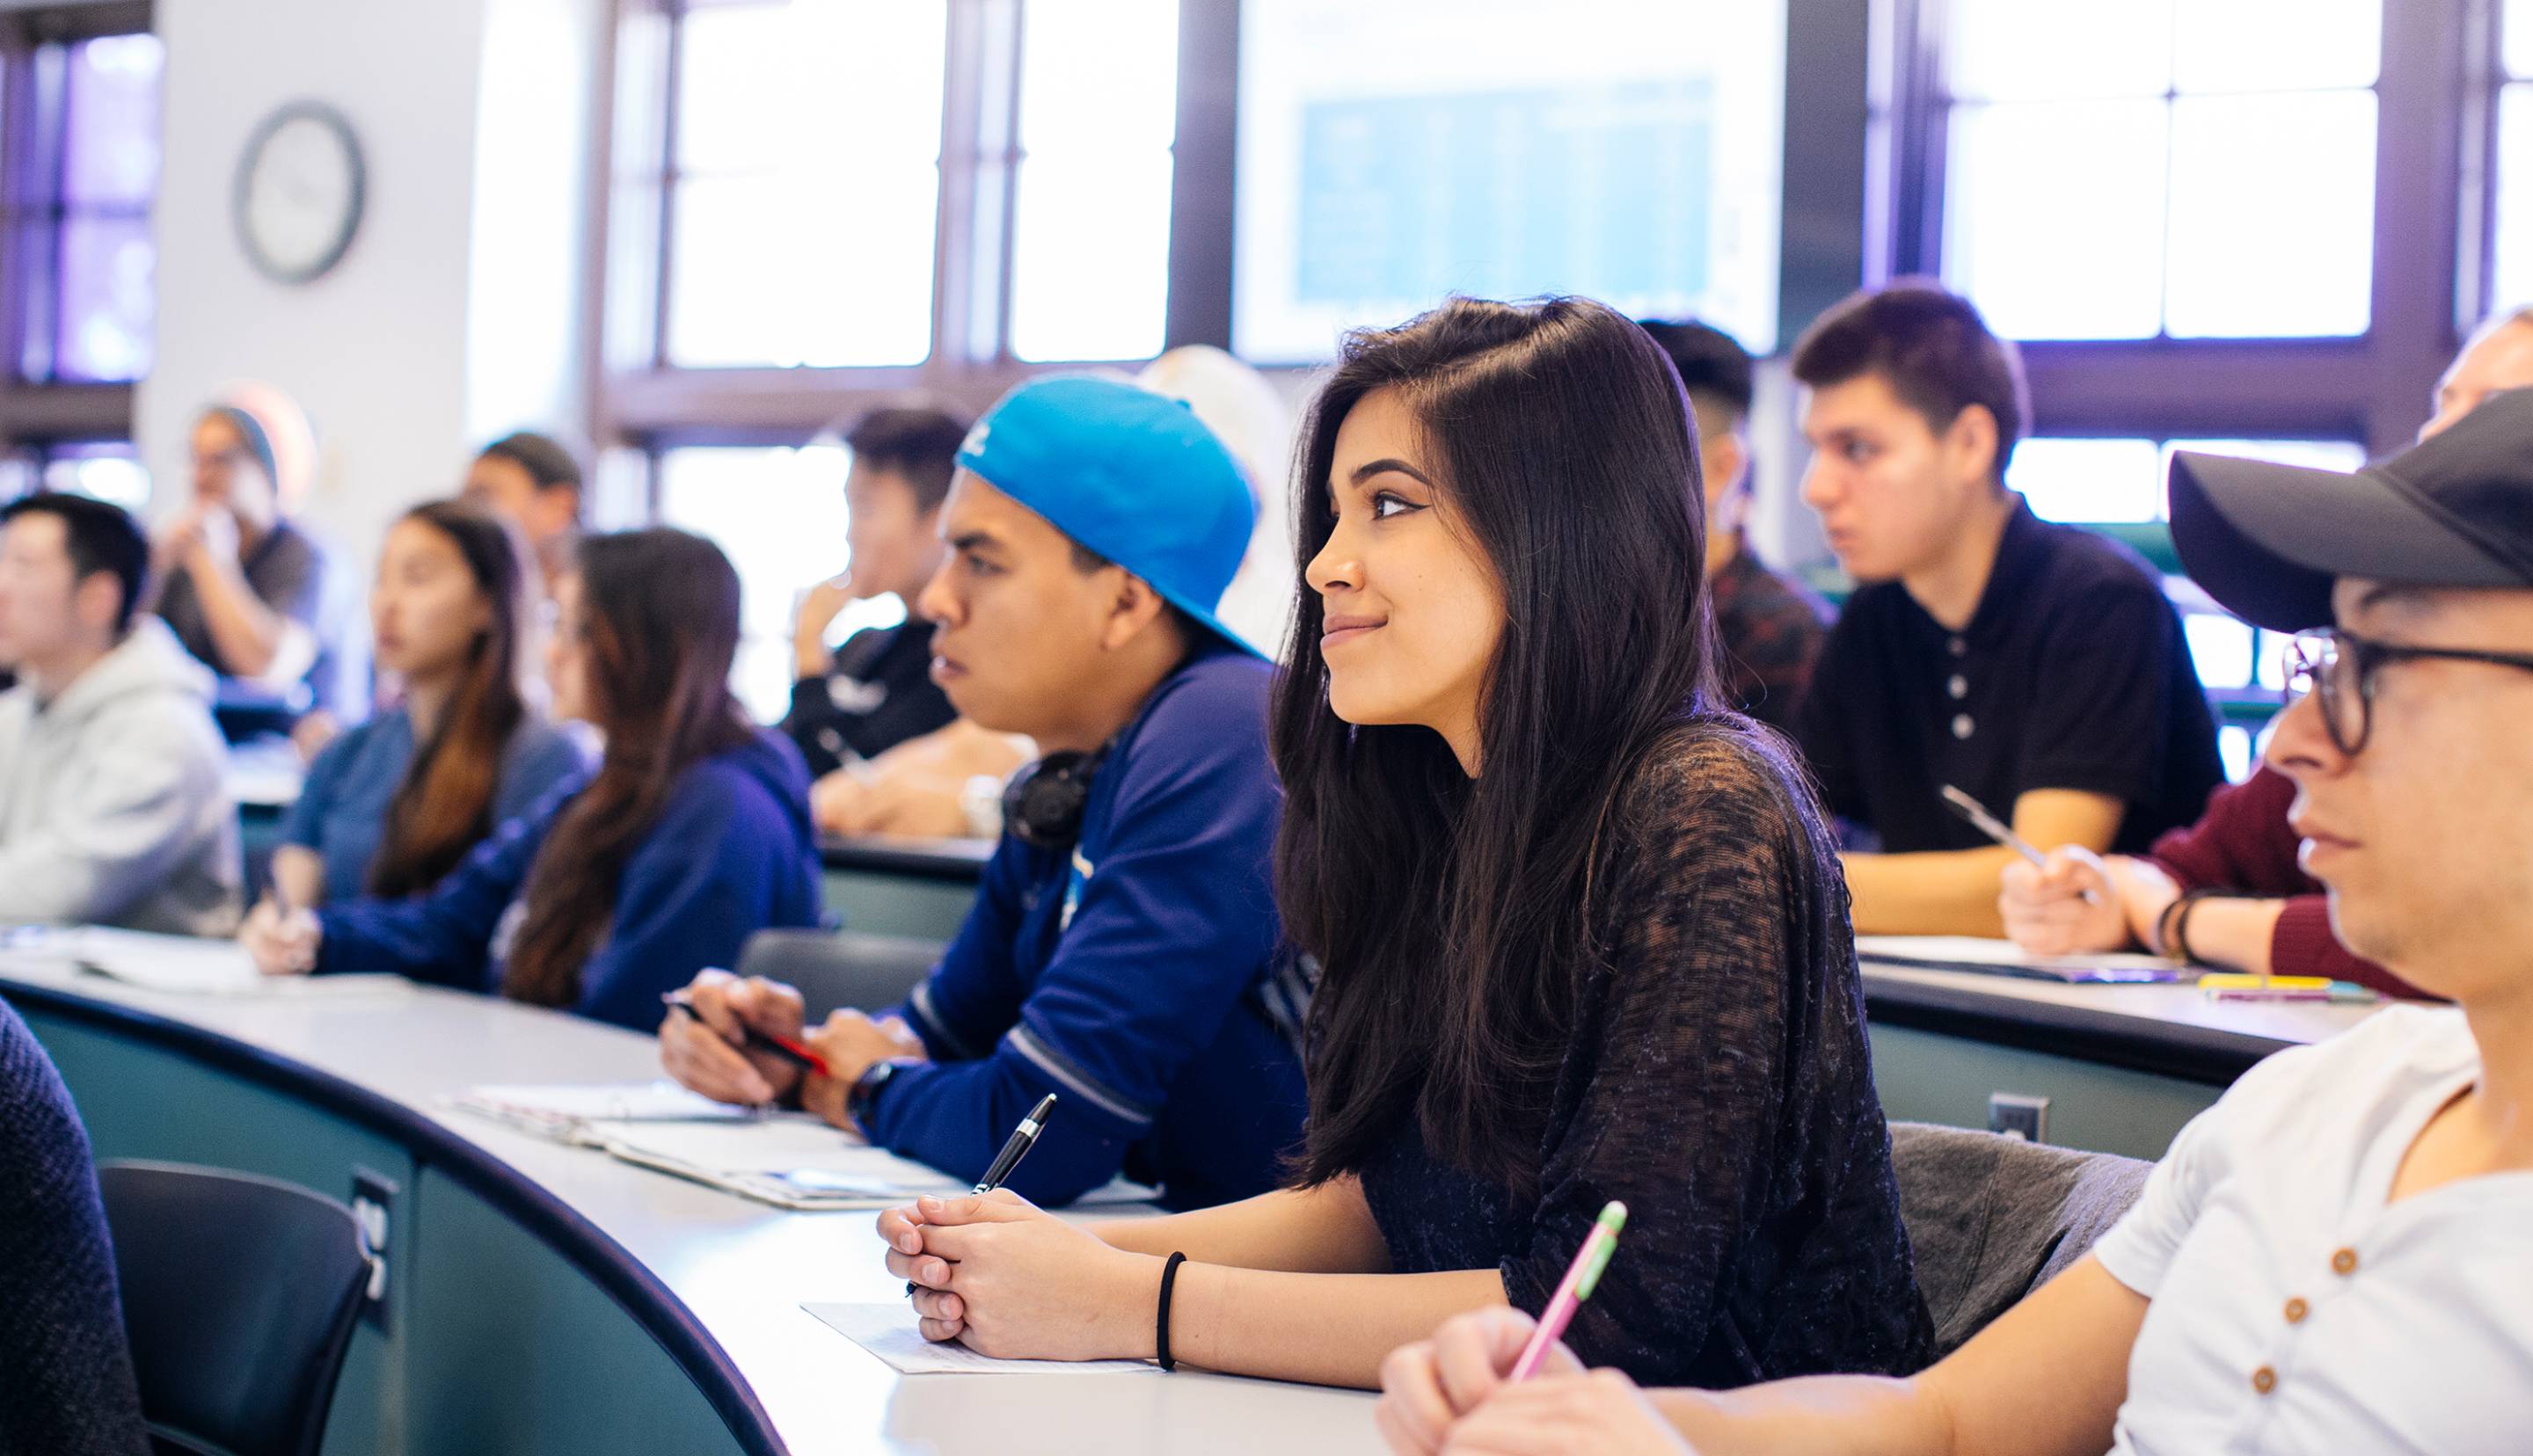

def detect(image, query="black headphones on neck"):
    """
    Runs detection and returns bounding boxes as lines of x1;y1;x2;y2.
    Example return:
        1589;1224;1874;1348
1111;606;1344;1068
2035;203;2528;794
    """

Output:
1001;744;1111;850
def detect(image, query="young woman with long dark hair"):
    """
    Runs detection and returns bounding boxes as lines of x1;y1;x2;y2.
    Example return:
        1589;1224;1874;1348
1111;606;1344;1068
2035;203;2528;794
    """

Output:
875;297;1932;1389
241;528;823;1030
259;501;585;908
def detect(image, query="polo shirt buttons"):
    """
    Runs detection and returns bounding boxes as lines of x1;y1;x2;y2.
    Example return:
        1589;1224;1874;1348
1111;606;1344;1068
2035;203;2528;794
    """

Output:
2332;1247;2360;1276
2252;1366;2278;1395
1952;714;1975;739
1947;673;1968;699
2284;1297;2310;1324
1948;636;1967;657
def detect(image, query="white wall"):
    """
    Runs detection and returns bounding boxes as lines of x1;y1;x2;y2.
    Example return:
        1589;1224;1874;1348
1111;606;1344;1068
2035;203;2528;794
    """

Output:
140;0;602;569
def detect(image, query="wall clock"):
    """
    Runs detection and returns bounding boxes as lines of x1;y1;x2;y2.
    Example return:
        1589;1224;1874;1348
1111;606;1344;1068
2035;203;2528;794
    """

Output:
232;101;366;285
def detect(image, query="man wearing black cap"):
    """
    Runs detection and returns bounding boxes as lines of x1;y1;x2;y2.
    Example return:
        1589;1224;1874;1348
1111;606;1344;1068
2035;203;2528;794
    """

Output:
2000;308;2533;994
1370;389;2533;1456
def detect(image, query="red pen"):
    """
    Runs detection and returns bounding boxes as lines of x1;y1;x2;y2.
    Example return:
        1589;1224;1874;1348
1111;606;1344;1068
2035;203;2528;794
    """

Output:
662;994;832;1078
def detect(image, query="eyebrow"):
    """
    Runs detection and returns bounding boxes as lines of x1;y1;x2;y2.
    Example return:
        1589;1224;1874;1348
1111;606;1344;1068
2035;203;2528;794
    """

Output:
947;530;1001;555
1347;457;1437;489
2350;582;2435;619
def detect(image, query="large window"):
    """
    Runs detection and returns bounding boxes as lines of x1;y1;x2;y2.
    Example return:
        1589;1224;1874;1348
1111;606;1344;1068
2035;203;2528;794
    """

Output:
2498;0;2533;311
0;6;161;500
1941;0;2381;341
656;2;946;369
606;0;1194;681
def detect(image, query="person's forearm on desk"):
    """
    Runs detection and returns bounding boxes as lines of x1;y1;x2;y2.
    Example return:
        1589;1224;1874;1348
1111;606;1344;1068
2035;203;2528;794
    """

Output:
1844;846;2031;935
2163;894;2285;976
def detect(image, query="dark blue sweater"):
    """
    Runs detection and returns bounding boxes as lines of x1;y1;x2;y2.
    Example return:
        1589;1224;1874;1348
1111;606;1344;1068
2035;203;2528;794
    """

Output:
314;729;823;1031
0;996;150;1456
872;648;1310;1211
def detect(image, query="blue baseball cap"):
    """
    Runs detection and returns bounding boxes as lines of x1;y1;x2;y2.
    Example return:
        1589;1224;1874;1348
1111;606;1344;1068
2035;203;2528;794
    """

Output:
956;375;1263;659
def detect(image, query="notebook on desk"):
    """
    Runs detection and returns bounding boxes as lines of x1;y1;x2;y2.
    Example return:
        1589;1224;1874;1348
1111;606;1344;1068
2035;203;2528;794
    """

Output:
1854;935;2187;985
448;1082;1159;1212
1;926;405;997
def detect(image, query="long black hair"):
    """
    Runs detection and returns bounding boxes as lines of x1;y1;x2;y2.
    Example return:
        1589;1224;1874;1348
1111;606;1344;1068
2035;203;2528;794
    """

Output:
367;501;535;897
503;529;755;1008
1275;296;1723;1191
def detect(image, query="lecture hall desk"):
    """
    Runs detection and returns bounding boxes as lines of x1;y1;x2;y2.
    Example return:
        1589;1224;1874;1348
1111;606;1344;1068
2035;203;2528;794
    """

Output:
0;962;1381;1456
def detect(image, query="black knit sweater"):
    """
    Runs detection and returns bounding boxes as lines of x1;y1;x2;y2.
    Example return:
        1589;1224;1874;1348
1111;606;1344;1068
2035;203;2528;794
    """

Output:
0;996;150;1455
1358;725;1937;1387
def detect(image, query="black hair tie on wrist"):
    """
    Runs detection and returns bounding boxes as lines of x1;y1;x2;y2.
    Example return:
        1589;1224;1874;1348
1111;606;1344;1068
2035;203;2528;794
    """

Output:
1157;1251;1188;1372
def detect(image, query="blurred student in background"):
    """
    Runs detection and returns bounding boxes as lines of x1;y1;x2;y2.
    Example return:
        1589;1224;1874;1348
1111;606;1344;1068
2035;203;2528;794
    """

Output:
268;501;587;908
1639;317;1832;734
0;492;239;935
1998;307;2533;998
242;528;820;1031
779;406;1002;840
148;392;344;721
1789;281;2223;935
464;430;585;590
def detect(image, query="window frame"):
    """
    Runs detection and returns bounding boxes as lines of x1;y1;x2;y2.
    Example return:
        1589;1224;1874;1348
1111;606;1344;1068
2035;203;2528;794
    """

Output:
0;0;154;466
590;0;1237;506
1874;0;2474;456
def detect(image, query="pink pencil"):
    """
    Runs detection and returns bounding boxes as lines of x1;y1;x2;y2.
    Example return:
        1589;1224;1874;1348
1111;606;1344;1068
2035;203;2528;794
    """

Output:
1508;1201;1629;1380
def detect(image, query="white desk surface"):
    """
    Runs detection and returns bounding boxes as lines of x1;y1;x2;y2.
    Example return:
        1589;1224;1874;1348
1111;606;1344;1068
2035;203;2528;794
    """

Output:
0;965;1381;1456
1858;960;2385;1050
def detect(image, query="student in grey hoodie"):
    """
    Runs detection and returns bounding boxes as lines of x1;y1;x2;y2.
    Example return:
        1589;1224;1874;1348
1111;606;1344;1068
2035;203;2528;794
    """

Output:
0;493;241;935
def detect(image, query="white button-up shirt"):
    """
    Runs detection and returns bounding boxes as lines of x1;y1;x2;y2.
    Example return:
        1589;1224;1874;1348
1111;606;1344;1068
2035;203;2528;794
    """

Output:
2094;1005;2533;1454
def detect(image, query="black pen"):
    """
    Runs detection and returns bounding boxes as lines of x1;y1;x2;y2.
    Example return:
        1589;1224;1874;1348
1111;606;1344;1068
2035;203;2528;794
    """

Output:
974;1093;1058;1193
908;1094;1058;1296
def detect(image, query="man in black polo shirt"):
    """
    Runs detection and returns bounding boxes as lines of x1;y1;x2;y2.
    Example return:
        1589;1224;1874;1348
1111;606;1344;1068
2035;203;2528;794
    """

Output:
1788;280;2223;935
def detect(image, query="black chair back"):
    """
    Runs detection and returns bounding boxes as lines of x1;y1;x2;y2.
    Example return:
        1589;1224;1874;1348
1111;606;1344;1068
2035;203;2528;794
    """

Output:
97;1160;372;1456
739;928;945;1021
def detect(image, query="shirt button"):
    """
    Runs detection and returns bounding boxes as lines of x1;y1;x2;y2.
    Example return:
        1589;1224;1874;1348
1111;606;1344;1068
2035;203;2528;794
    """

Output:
2252;1366;2278;1395
1948;636;1967;658
1952;714;1975;739
2332;1248;2359;1276
2284;1297;2310;1324
1947;674;1968;699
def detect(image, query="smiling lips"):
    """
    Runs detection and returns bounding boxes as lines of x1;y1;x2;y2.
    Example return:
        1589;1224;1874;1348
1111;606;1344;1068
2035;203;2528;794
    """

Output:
1320;614;1385;652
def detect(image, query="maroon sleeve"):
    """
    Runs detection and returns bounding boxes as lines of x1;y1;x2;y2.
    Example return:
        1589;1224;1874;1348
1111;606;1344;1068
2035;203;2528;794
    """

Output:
2151;767;2439;1001
2147;767;2304;893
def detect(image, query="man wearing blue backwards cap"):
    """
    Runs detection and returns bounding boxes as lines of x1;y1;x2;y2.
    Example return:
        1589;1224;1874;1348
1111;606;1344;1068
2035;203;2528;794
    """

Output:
661;375;1308;1211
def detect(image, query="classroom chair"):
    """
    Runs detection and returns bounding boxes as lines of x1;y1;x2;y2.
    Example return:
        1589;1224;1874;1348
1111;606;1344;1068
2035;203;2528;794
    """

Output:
737;928;945;1022
1887;1121;2153;1355
97;1161;372;1456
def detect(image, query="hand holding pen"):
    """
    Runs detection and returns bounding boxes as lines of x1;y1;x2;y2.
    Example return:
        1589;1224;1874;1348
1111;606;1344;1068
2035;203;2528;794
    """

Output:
239;879;322;977
906;1094;1057;1296
1941;784;2106;907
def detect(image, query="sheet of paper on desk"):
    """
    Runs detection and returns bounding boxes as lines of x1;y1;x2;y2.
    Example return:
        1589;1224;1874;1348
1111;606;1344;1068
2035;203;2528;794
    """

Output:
595;1115;1161;1208
446;1081;763;1143
1854;935;2185;984
801;1303;1161;1376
